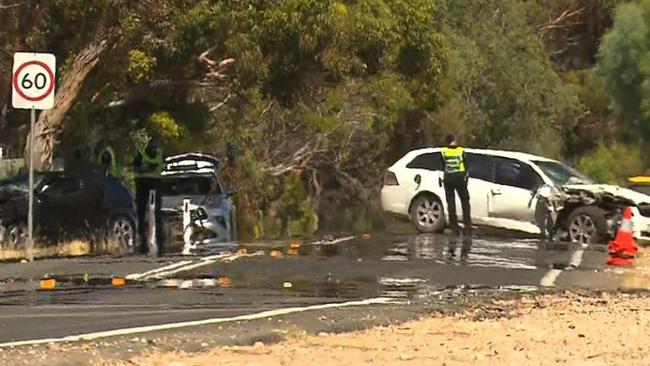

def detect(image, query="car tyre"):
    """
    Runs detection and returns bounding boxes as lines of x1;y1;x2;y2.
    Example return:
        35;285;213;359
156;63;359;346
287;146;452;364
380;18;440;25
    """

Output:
410;194;446;233
567;206;608;245
108;215;136;255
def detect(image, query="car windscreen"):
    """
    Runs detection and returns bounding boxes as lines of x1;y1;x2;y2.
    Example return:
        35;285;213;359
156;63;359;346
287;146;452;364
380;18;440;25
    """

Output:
532;160;594;186
158;176;219;196
0;173;45;197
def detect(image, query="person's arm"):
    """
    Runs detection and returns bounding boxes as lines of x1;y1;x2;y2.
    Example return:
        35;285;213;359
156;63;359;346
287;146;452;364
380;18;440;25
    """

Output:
463;150;469;181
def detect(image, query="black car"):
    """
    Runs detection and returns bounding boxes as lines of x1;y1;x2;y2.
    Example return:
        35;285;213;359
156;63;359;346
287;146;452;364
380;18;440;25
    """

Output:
0;169;137;253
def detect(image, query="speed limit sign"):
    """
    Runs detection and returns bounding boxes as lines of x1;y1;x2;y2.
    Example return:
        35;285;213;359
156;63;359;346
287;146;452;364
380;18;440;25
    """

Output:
12;52;56;110
11;52;57;262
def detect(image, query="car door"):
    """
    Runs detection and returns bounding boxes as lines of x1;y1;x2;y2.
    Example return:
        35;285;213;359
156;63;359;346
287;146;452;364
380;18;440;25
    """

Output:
489;157;544;223
39;176;91;236
465;153;496;223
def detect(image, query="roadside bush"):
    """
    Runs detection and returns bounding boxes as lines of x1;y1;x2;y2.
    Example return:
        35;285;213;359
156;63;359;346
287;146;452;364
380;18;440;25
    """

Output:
576;141;644;184
0;159;24;179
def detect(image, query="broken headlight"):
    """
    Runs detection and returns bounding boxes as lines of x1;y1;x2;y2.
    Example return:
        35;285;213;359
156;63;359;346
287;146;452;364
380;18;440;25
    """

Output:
580;192;596;205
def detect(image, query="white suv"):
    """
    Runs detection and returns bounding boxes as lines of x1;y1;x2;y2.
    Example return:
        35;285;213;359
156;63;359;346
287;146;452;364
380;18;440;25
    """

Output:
381;148;650;244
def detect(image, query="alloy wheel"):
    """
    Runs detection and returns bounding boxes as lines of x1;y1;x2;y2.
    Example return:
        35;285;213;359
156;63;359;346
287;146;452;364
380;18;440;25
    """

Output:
112;218;135;253
569;214;596;244
416;198;442;230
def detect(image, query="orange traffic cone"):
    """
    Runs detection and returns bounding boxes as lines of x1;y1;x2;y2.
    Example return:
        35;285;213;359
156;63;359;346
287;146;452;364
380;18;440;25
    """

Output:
607;207;638;266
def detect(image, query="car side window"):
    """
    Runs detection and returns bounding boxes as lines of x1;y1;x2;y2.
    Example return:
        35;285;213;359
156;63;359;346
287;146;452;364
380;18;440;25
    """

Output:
495;158;542;190
465;153;495;182
406;153;444;171
46;177;82;195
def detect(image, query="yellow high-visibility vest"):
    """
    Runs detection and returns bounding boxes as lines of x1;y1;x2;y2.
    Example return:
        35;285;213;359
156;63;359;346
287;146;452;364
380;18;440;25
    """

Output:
442;147;466;173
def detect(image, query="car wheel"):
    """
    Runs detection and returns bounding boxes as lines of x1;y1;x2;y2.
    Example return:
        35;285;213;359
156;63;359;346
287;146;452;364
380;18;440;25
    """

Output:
6;222;27;251
410;194;446;233
109;215;136;255
567;206;608;245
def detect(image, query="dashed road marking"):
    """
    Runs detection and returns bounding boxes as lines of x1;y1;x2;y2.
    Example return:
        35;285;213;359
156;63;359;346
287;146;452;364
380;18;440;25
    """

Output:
125;260;194;281
540;269;562;287
540;243;588;287
142;253;231;280
126;251;267;281
0;297;394;348
309;236;356;246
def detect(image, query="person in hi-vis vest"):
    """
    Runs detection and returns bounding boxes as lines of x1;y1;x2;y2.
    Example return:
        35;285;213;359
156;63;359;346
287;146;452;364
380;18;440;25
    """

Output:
441;134;472;237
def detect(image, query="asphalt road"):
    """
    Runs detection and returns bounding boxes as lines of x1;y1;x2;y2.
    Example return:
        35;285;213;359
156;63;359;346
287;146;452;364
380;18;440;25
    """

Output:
0;233;626;345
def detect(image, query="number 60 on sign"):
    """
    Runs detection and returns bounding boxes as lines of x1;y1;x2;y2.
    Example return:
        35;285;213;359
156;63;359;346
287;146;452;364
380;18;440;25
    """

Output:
12;52;56;110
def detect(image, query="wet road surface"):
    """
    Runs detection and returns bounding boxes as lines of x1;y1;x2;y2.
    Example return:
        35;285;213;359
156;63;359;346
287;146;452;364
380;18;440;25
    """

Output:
0;233;625;344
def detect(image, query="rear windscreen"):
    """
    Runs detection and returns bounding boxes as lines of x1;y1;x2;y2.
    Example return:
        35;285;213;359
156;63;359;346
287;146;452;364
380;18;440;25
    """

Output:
158;177;217;196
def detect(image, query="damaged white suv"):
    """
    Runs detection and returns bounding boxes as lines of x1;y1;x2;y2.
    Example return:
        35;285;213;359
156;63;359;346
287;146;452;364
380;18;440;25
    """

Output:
381;148;650;244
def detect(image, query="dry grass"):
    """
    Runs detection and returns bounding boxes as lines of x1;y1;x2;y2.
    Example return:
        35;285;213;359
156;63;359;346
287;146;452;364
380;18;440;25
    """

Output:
0;240;91;260
104;293;650;366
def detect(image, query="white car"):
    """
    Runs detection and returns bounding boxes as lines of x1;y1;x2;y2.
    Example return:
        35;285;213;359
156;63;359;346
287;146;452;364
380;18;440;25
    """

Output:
381;148;650;244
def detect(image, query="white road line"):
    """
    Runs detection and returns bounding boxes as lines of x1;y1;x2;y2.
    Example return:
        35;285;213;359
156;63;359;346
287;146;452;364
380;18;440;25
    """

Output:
143;252;263;280
540;269;562;287
146;257;223;280
221;251;264;263
125;261;194;280
127;236;355;281
540;244;588;287
568;247;586;268
309;236;356;246
0;297;394;348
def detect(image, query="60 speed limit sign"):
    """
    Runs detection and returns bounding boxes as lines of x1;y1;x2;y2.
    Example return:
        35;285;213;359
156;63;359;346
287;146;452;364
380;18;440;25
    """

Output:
12;52;56;110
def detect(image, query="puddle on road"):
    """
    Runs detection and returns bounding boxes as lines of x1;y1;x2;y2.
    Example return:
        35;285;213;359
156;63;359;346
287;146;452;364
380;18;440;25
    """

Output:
0;234;608;304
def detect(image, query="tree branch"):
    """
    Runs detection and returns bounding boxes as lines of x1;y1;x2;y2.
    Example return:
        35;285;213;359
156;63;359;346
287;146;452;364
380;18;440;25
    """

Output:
0;2;24;10
537;7;585;38
198;44;235;81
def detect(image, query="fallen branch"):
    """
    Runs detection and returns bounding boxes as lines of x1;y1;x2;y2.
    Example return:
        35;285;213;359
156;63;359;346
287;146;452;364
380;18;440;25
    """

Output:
198;44;235;81
537;7;585;38
0;2;24;10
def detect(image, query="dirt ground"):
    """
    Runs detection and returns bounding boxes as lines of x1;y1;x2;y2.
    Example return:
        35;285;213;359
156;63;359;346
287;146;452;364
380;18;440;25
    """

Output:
100;291;650;366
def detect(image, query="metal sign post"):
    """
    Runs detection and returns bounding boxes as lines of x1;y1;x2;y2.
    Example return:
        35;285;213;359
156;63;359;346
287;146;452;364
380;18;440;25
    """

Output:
11;52;56;262
28;108;35;261
147;189;158;257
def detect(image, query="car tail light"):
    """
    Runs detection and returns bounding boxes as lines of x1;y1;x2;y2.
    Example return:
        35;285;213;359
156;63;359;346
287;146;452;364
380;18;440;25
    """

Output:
384;170;399;186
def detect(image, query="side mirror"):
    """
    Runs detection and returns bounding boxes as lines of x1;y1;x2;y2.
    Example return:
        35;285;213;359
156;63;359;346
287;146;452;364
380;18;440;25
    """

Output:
226;187;238;197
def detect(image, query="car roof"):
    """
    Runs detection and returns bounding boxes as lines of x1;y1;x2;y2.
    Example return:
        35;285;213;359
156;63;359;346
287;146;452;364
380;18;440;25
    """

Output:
400;147;557;164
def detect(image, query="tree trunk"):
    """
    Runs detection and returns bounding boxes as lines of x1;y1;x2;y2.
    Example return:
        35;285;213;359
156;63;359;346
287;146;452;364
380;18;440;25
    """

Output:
24;27;120;171
0;75;8;131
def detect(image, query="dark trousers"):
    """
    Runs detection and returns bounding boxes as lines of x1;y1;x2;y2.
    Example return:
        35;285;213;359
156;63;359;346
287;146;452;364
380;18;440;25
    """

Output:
444;172;472;236
135;178;162;255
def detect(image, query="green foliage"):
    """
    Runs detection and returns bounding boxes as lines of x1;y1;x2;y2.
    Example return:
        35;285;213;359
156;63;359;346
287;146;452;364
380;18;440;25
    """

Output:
577;142;643;184
441;0;579;158
0;160;24;180
6;0;647;239
597;0;650;140
127;50;157;83
563;69;617;157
